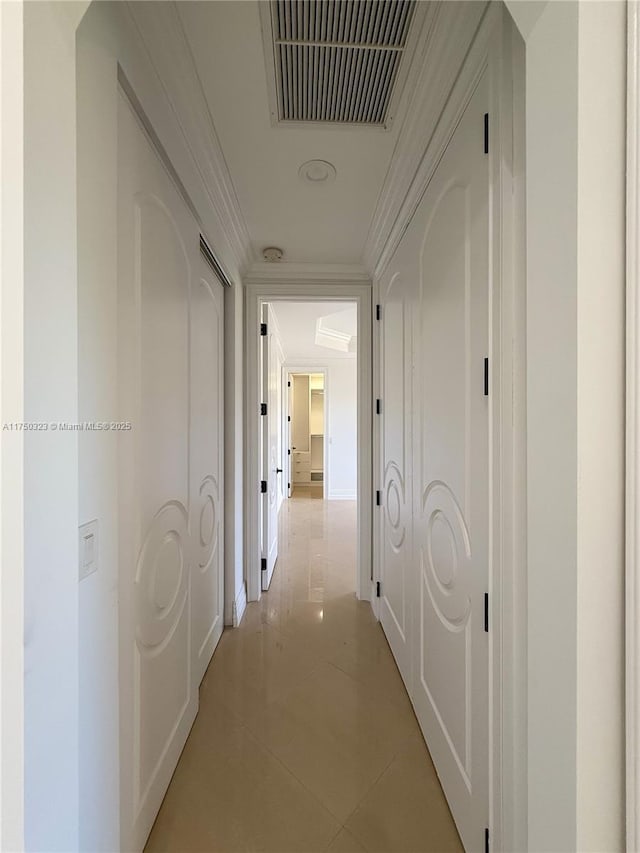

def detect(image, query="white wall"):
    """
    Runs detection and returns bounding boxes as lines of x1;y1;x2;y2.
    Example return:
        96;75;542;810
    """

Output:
575;2;625;848
22;2;248;850
23;3;89;849
516;1;626;849
1;4;25;850
326;360;357;500
77;10;119;848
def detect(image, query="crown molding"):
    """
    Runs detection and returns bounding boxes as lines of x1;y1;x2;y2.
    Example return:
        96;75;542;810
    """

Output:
126;1;254;274
245;261;371;285
363;0;491;279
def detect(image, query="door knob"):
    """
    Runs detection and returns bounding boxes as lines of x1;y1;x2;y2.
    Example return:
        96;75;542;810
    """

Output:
276;468;283;473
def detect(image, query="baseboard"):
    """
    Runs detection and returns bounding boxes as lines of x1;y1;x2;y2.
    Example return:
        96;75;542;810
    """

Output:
232;582;247;627
327;490;357;500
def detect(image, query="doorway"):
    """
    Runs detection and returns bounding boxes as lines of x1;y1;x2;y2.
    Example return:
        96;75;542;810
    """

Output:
244;284;372;605
287;371;327;500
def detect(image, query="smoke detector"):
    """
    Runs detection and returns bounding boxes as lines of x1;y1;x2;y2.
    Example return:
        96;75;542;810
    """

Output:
299;160;337;185
262;246;284;263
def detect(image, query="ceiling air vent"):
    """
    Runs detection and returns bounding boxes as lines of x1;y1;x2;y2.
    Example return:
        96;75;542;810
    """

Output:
260;0;425;129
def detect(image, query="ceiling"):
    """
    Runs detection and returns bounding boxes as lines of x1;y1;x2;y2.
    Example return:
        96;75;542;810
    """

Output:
176;1;418;266
271;302;357;360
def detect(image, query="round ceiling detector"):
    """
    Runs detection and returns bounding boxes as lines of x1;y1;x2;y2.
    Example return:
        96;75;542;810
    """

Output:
262;246;284;263
298;159;337;185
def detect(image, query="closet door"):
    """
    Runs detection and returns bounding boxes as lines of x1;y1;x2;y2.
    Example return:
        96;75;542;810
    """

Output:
411;73;490;852
117;90;225;851
377;257;414;686
190;254;224;687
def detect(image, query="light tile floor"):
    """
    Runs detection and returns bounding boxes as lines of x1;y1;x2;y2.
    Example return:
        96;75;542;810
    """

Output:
145;496;462;853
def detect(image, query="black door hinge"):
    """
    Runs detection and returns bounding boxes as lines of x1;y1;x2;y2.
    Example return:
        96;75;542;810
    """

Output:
287;482;290;490
376;398;381;415
287;448;291;455
260;323;267;336
287;380;291;387
484;358;489;396
260;480;267;493
260;402;267;416
484;593;489;633
485;827;489;853
287;415;291;422
261;557;267;572
376;303;381;321
484;113;489;154
376;490;381;506
376;581;381;598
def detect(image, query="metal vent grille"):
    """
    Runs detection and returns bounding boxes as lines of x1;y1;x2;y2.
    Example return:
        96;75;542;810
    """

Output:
268;0;417;126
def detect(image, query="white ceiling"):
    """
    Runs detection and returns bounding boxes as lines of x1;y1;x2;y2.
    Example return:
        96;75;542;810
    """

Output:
271;302;357;360
176;1;410;265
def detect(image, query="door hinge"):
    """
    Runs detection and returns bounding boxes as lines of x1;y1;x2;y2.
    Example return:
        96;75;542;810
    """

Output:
376;303;381;321
287;448;291;455
484;357;489;396
260;480;267;493
484;593;489;632
376;581;381;598
287;380;291;387
376;490;381;506
484;113;489;154
261;557;267;572
485;827;489;853
260;322;267;336
287;482;290;490
287;415;291;422
260;402;267;416
376;398;381;415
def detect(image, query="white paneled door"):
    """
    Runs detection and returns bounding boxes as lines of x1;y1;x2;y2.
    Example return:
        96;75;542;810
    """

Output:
191;255;225;686
117;90;224;852
261;303;279;590
377;73;490;852
378;266;413;687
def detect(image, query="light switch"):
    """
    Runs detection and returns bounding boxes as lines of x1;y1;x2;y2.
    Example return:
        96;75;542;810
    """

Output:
79;519;99;581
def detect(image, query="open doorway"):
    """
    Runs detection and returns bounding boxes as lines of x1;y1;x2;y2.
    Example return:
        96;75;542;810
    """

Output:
258;300;359;593
287;371;327;500
245;285;371;605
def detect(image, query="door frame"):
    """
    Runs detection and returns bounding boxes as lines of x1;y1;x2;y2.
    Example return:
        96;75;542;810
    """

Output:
284;366;329;499
628;2;640;847
243;280;372;604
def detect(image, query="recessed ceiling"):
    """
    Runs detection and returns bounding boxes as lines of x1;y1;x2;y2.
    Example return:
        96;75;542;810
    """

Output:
176;1;430;264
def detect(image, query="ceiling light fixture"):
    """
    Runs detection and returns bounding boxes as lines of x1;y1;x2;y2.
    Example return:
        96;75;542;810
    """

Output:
298;159;337;185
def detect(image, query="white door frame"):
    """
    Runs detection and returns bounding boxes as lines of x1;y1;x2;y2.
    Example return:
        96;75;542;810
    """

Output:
285;366;329;499
243;280;372;604
627;2;640;848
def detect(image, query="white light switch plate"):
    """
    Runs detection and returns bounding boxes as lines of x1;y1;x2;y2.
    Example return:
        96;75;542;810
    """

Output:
79;519;99;581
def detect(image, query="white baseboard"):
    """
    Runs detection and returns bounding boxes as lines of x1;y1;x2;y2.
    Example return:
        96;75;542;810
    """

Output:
232;582;247;627
327;490;357;500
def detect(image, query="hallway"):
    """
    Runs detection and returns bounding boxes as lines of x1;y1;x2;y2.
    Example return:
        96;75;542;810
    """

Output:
145;496;462;853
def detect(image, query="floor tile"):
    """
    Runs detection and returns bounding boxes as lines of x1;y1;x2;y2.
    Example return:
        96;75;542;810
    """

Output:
326;827;368;853
344;733;464;853
145;494;461;853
